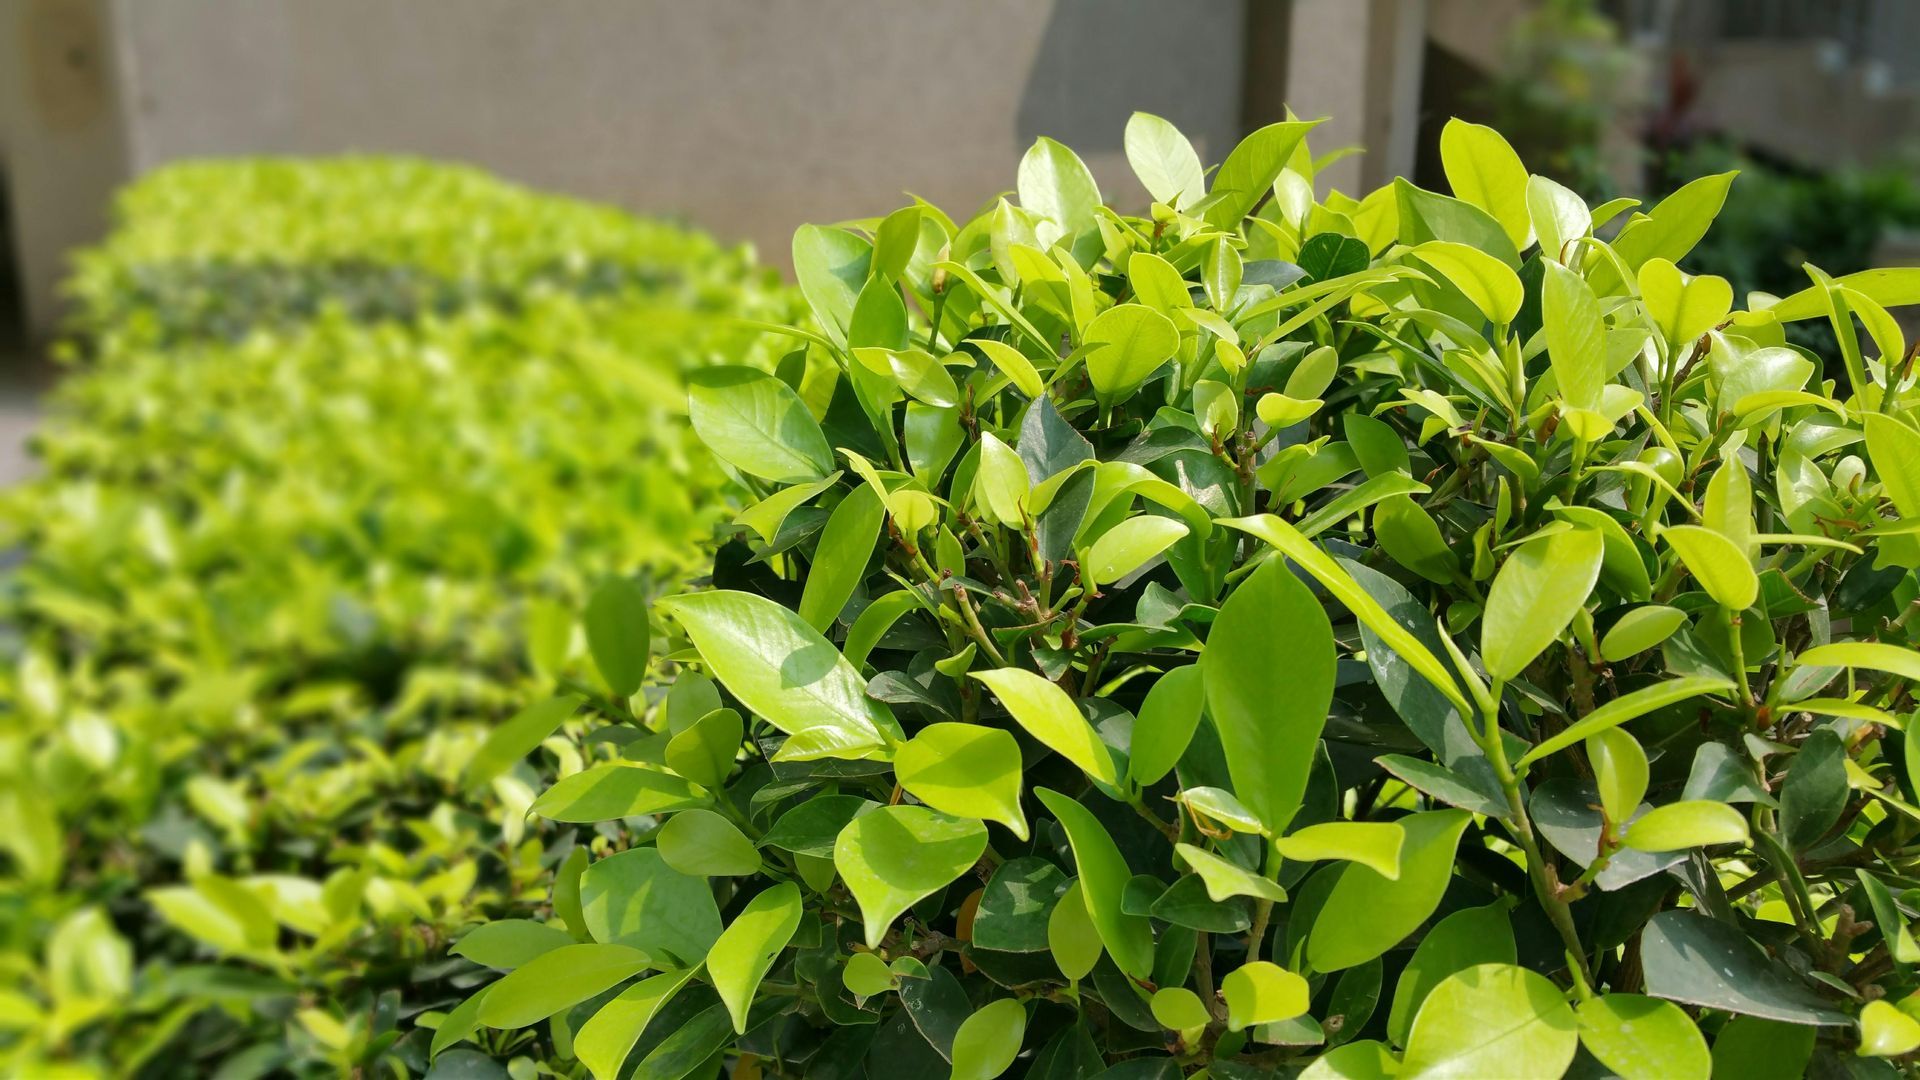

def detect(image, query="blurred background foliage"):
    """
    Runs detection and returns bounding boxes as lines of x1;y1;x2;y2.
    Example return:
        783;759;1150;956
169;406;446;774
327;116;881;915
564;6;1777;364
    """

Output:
1433;0;1920;357
0;159;795;1075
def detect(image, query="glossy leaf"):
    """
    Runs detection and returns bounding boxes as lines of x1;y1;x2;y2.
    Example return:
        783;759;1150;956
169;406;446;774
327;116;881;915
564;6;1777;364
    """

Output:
1588;727;1649;828
530;764;703;823
1084;304;1180;404
798;484;886;631
1481;526;1604;682
1639;911;1849;1025
1796;641;1920;684
1220;515;1473;718
477;943;651;1028
1176;843;1286;903
834;805;986;949
687;366;833;484
974;857;1069;953
972;338;1044;398
1035;788;1155;979
658;809;762;876
1412;240;1522;324
1575;994;1708;1080
1599;605;1688;663
950;998;1027;1080
1086;517;1189;585
1518;676;1734;767
971;668;1117;786
1541;260;1605;412
1859;1000;1920;1057
1661;525;1758;611
578;848;721;965
1386;903;1515;1048
1018;137;1101;247
1223;961;1310;1032
1125;112;1205;210
1205;120;1319;229
1128;666;1204;788
664;707;742;790
451;919;574;970
1640;258;1732;352
1400;963;1578;1080
1438;119;1531;250
1621;800;1750;852
660;590;897;760
708;882;804;1033
1308;810;1469;971
1272;821;1405;879
1047;879;1103;981
576;968;700;1080
895;723;1028;839
1201;557;1336;833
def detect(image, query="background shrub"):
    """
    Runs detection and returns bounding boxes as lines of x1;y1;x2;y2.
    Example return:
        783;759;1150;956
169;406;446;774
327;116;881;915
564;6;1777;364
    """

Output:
456;115;1920;1079
0;158;792;1075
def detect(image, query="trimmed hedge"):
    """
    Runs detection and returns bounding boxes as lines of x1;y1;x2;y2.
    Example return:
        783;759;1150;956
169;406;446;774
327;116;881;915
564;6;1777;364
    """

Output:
64;157;750;347
0;159;790;1076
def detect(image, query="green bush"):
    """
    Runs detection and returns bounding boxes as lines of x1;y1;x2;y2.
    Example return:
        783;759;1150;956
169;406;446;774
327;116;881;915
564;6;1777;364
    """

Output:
459;116;1920;1078
0;159;793;1075
64;156;751;348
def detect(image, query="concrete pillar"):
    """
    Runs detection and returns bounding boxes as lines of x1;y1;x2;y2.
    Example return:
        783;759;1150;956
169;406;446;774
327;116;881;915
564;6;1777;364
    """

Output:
1279;0;1428;197
0;0;134;343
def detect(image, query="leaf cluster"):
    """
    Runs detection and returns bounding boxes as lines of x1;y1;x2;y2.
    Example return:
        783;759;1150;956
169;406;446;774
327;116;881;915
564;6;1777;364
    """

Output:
0;159;791;1075
467;114;1920;1079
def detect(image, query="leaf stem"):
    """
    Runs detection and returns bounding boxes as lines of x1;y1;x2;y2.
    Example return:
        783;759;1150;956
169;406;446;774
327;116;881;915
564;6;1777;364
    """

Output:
1481;677;1595;987
1244;842;1281;964
909;548;1010;668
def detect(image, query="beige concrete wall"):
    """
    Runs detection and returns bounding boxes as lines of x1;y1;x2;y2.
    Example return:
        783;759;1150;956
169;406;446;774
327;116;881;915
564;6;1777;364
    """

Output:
1280;0;1426;196
1;0;133;339
2;0;1253;338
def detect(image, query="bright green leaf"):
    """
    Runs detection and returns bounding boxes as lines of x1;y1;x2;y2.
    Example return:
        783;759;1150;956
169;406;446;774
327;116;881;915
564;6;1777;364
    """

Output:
950;998;1027;1080
658;809;762;877
1481;526;1604;682
478;943;651;1029
1129;666;1204;788
971;668;1117;786
660;590;898;760
834;805;986;949
1308;810;1469;972
1400;963;1578;1080
1125;112;1206;210
1622;800;1751;852
1086;517;1189;585
1661;525;1759;611
1576;993;1709;1080
1273;821;1405;880
1223;961;1311;1032
575;968;700;1080
1084;304;1180;404
708;882;804;1033
1201;557;1336;833
1035;788;1155;979
687;367;833;484
1439;119;1531;251
895;723;1028;839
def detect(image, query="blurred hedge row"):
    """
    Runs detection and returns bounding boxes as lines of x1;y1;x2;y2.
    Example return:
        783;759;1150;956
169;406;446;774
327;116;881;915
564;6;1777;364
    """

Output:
0;158;790;1076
